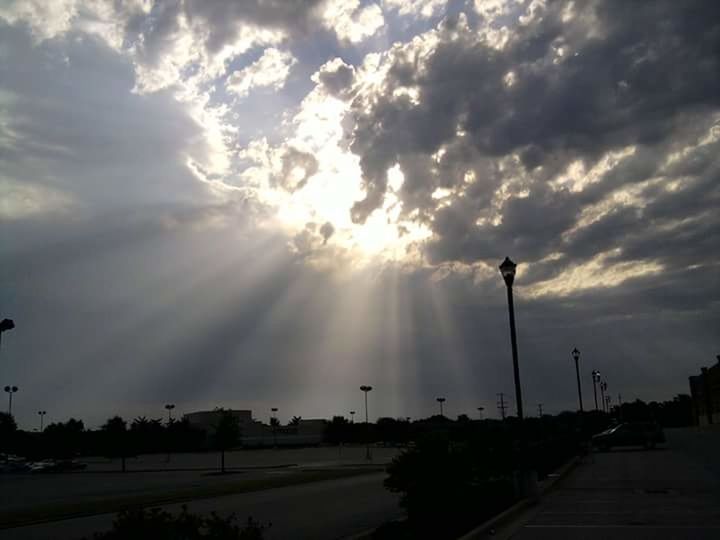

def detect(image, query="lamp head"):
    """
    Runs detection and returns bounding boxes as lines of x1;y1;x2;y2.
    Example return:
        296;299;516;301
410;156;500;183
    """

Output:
499;257;517;287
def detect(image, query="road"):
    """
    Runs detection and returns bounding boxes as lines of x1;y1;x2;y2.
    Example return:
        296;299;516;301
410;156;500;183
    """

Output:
0;472;400;540
502;427;720;540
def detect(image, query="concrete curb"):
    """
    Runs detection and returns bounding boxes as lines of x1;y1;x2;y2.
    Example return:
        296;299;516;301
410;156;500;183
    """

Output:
456;455;581;540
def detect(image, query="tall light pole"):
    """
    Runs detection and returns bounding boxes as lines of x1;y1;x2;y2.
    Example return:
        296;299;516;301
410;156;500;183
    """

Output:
571;348;583;412
477;406;484;420
4;385;18;415
499;257;524;420
436;397;446;417
600;381;608;413
591;370;601;411
350;411;356;423
38;410;47;432
360;385;373;460
164;404;175;424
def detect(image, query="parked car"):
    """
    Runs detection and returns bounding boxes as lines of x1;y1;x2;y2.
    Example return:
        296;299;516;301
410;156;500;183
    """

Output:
29;459;87;473
592;422;665;451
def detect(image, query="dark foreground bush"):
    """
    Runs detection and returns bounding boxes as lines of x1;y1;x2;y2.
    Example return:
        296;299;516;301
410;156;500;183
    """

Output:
383;432;516;539
83;505;269;540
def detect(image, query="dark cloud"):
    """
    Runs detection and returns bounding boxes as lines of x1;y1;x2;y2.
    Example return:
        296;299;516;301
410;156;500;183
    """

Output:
316;58;356;97
274;147;319;192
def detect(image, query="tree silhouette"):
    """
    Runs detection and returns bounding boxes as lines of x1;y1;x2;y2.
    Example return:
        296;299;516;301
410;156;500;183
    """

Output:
290;416;302;426
43;418;85;458
101;416;129;472
0;412;17;454
213;411;240;473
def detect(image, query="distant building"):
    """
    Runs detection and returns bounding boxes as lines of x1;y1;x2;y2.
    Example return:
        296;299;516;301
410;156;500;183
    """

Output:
184;409;253;435
183;409;325;447
689;356;720;425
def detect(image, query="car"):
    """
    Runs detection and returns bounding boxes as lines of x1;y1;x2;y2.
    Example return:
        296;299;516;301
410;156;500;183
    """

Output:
592;422;665;451
29;459;87;473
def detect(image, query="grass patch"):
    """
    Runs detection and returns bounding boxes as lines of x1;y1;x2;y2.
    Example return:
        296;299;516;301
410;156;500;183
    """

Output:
0;468;378;529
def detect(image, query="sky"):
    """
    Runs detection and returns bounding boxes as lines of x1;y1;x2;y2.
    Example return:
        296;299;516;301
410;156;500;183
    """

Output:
0;0;718;430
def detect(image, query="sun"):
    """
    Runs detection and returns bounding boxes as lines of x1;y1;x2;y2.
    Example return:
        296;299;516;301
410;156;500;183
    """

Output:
264;161;431;264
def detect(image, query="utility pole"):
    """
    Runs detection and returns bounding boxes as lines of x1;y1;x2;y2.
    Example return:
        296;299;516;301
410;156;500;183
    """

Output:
497;393;507;420
537;403;543;417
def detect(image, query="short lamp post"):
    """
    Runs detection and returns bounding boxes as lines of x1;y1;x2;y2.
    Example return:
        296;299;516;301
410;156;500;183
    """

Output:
350;411;356;423
477;406;484;420
600;381;608;413
4;385;18;415
571;348;584;412
360;385;373;460
436;397;446;417
38;410;47;432
164;404;175;424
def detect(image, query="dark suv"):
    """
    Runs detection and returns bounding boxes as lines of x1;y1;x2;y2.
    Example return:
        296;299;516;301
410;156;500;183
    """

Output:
592;422;665;451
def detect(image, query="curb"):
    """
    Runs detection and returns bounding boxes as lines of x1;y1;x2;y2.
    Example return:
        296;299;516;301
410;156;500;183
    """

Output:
456;455;581;540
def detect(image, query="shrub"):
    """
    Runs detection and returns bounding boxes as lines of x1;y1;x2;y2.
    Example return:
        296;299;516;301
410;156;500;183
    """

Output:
84;505;269;540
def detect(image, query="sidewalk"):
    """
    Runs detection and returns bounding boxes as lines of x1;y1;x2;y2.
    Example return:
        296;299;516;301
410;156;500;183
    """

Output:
501;428;720;539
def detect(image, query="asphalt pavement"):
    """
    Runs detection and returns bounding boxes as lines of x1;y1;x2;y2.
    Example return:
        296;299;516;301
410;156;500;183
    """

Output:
501;427;720;540
0;472;399;540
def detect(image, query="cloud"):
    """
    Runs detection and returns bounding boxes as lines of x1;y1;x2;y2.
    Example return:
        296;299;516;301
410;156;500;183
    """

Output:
226;48;297;98
321;0;385;44
313;58;356;98
341;0;720;294
383;0;447;19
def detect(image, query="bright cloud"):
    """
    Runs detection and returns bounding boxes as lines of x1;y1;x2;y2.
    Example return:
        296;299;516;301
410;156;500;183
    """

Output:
226;48;297;98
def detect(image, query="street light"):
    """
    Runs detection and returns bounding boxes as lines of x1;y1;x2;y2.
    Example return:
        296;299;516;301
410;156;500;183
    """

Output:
350;411;356;423
600;381;608;413
360;385;373;460
477;406;484;420
38;410;47;431
571;348;583;412
436;397;446;417
591;370;601;411
499;257;524;420
164;404;175;424
4;385;18;415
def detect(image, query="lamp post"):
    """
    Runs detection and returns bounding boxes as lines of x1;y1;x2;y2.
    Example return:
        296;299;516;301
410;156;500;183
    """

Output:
537;403;543;417
499;257;524;420
271;407;279;447
4;385;18;415
477;406;484;420
38;410;47;432
436;397;446;417
571;348;584;412
600;381;608;413
350;411;356;423
164;404;175;424
360;385;373;460
591;370;601;411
